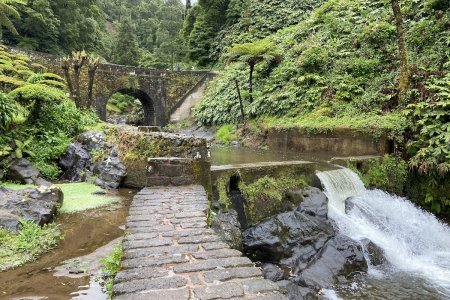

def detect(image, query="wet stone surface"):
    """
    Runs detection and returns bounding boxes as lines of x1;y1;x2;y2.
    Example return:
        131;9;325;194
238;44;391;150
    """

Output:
114;185;286;299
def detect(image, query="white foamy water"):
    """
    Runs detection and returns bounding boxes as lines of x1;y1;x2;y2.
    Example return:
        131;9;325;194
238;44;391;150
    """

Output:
317;168;450;298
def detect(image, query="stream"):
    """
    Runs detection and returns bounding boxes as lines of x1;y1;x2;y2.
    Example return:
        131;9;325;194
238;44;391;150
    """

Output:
0;188;134;300
317;168;450;300
1;147;449;300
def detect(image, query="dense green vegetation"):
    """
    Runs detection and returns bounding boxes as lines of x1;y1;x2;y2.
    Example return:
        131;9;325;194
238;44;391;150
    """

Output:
0;221;62;271
107;93;144;125
192;0;450;214
3;0;187;69
0;45;98;179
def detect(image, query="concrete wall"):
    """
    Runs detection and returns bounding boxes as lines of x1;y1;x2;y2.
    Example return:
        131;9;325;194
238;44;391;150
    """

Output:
266;128;391;157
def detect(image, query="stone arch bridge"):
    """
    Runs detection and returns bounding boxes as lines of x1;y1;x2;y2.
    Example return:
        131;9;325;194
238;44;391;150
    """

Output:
9;47;213;126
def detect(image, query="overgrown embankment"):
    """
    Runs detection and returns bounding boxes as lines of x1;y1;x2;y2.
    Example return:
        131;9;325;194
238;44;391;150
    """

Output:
195;0;450;214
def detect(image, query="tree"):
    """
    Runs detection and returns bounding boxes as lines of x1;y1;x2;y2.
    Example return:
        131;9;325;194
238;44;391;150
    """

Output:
224;40;280;103
154;0;184;69
61;51;99;109
112;17;141;66
50;0;106;54
186;0;230;66
390;0;410;105
0;0;25;37
10;0;60;52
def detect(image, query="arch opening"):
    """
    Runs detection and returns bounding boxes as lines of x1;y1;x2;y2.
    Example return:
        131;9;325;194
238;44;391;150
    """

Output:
106;89;155;126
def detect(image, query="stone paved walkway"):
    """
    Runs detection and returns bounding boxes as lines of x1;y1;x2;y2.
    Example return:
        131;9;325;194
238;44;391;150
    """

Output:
113;185;287;300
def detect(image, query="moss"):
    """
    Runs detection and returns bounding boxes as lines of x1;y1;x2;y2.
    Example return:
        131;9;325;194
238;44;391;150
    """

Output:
240;174;307;225
1;182;122;213
216;173;234;211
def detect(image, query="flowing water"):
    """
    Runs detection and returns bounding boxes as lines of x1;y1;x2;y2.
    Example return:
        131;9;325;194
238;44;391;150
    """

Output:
317;168;450;300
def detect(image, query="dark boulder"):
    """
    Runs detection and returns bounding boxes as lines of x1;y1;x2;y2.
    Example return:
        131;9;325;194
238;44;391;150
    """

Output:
277;280;317;300
297;187;328;219
262;263;284;282
361;238;386;266
295;235;368;289
243;210;335;262
211;209;243;251
95;156;126;189
7;158;51;186
59;143;92;182
0;186;63;233
78;130;106;152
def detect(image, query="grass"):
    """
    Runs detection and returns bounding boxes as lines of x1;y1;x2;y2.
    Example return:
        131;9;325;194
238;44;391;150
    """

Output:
99;242;123;299
1;182;122;213
0;221;62;271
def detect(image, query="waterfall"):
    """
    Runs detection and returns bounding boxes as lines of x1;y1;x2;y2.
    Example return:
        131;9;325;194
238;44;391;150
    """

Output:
317;168;450;298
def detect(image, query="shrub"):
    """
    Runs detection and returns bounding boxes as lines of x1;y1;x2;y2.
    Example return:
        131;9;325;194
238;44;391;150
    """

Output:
0;92;18;131
9;84;66;121
215;124;237;145
362;155;408;195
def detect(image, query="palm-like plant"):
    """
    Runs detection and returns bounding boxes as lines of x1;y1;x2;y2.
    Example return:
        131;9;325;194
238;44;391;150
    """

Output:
0;0;26;37
224;40;281;103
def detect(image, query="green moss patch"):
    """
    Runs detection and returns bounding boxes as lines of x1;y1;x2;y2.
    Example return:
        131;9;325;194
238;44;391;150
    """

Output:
240;175;307;225
58;183;122;213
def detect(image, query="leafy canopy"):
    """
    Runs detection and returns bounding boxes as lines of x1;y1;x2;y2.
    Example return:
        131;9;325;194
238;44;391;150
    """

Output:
223;40;281;66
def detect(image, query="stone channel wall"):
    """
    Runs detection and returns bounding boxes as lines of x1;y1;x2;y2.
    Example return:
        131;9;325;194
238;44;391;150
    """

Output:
266;128;391;156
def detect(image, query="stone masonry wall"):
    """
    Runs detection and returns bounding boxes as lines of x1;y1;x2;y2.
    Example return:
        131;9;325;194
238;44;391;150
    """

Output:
112;126;211;189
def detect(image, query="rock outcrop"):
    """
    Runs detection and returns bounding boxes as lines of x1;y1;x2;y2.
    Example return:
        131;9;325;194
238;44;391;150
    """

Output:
7;158;51;187
211;209;243;251
59;143;92;181
238;187;370;299
0;186;63;233
58;130;127;189
95;155;127;189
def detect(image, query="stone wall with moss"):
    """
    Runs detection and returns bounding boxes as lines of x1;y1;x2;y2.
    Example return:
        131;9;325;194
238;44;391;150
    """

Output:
211;163;318;225
109;126;210;188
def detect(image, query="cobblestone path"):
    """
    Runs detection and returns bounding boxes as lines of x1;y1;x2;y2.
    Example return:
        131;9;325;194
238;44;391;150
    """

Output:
113;185;287;300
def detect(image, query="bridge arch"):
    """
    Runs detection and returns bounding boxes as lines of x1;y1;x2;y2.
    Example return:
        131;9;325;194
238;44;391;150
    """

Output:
100;88;156;126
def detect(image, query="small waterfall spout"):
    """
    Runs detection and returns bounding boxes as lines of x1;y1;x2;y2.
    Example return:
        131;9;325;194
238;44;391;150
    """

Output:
316;168;365;215
317;168;450;298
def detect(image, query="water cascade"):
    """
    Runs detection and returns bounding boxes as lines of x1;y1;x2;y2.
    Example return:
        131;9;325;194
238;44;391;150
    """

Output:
316;168;450;299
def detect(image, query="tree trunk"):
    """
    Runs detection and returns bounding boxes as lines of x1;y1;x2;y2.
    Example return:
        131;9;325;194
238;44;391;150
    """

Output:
61;59;74;98
391;0;410;105
235;79;245;123
249;63;254;103
87;58;99;108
